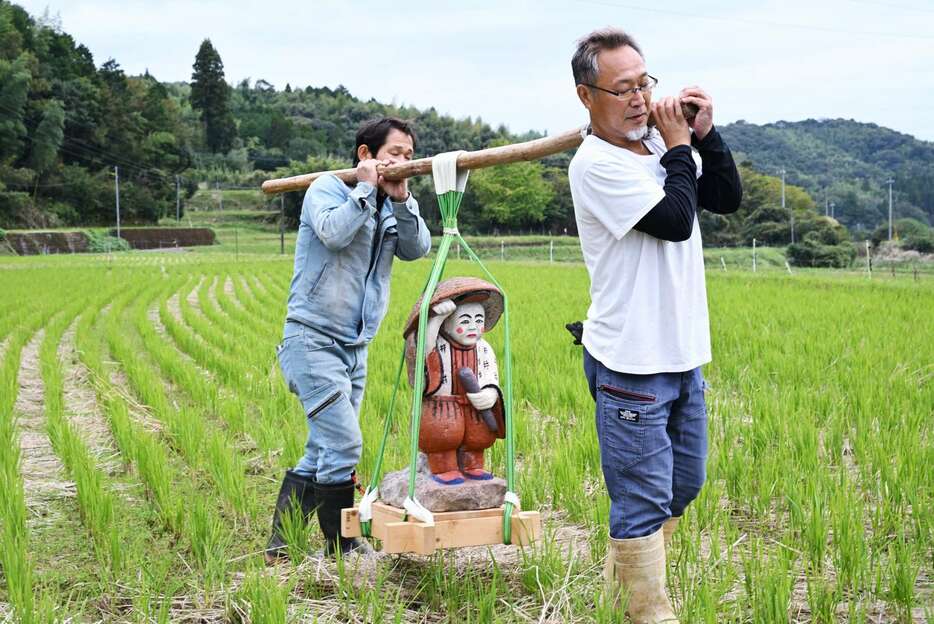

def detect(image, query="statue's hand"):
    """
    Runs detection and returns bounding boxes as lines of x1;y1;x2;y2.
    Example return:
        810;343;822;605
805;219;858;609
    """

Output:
466;387;498;411
431;299;456;317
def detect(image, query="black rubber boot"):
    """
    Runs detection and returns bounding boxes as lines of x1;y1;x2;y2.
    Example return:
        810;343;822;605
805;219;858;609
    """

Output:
265;470;317;564
314;479;373;557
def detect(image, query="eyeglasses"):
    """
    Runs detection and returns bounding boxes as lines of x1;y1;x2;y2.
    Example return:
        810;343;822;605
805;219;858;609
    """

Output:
582;75;658;103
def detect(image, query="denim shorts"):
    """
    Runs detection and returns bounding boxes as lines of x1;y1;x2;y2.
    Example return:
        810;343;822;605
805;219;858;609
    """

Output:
583;348;708;539
277;321;367;484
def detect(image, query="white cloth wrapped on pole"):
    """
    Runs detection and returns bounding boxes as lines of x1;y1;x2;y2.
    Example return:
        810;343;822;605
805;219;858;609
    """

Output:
432;151;469;195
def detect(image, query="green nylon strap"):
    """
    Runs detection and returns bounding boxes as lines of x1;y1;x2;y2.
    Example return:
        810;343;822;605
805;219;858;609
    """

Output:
361;184;518;545
359;347;406;538
452;235;516;543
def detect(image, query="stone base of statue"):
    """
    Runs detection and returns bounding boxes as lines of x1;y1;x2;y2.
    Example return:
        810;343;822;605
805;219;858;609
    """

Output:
379;453;506;512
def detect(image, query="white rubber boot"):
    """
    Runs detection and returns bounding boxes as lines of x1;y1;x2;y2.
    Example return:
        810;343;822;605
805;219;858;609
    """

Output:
604;527;679;624
662;516;680;550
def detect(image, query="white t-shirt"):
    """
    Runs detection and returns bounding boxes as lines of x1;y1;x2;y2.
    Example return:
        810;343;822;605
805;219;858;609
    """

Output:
569;130;710;374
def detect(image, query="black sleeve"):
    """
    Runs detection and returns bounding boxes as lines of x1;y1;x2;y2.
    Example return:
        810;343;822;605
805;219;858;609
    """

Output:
692;126;742;215
632;145;698;242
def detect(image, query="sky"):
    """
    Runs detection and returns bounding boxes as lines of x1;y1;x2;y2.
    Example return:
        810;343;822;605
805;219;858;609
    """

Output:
15;0;934;142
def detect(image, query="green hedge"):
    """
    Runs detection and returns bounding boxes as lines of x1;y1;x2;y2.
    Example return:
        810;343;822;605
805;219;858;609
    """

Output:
86;230;130;253
902;232;934;254
787;235;856;268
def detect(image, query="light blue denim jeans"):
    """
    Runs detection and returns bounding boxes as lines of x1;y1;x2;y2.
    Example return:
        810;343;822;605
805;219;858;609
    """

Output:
277;321;367;484
583;348;708;539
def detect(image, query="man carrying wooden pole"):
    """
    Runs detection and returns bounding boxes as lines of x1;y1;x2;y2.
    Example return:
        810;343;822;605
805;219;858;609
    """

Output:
266;117;431;563
569;27;742;623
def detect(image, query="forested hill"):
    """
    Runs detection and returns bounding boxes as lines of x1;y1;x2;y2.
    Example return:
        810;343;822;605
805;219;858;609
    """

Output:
719;119;934;231
0;1;539;231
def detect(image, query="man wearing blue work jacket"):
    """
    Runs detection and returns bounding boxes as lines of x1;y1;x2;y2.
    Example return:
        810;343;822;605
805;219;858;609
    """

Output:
266;117;431;562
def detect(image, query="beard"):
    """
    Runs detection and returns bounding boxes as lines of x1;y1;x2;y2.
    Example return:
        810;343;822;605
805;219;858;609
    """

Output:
624;125;648;142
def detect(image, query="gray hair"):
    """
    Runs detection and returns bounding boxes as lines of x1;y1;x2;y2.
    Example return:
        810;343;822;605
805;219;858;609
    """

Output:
571;27;643;86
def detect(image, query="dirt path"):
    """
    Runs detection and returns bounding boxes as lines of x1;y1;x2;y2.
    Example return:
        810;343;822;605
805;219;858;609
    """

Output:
221;275;243;310
58;322;120;475
148;299;207;375
107;362;164;435
14;330;72;522
164;291;188;328
186;275;205;310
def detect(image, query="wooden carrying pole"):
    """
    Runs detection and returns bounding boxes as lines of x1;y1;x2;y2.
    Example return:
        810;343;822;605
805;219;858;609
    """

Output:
261;126;587;195
261;101;697;195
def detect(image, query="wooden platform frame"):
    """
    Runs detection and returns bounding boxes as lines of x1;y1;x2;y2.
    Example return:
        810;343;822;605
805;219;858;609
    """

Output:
342;502;542;555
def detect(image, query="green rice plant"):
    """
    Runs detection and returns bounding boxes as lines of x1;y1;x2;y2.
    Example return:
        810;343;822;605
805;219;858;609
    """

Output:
806;575;841;623
742;539;795;623
158;275;304;471
803;488;829;573
75;292;185;534
830;475;867;593
350;560;412;624
38;301;125;573
518;528;575;595
847;598;870;624
212;271;279;337
276;499;314;565
886;533;919;622
129;282;252;515
235;570;293;624
1;251;932;621
0;297;60;623
407;550;511;618
131;554;183;624
187;498;230;589
592;583;628;624
0;416;37;623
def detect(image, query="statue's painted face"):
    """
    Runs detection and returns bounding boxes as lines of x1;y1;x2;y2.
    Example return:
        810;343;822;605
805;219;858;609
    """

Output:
442;302;485;347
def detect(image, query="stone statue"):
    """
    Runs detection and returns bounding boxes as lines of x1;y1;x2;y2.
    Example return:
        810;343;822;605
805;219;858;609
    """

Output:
403;277;506;486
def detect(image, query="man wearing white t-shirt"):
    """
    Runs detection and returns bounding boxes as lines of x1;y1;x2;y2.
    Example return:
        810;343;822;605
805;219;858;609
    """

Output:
569;28;742;623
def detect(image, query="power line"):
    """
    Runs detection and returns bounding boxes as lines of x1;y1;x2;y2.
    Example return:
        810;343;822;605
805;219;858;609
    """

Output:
0;100;184;184
64;134;181;182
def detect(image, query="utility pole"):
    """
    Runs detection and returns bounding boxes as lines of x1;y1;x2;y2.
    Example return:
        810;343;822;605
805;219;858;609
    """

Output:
886;178;895;240
114;166;121;239
176;175;181;221
830;202;835;220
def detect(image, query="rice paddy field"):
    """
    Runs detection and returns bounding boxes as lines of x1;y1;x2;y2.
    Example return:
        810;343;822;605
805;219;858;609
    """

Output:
0;248;931;623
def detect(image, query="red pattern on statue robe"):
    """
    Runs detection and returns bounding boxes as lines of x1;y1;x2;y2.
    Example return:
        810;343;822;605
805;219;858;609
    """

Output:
418;335;505;476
